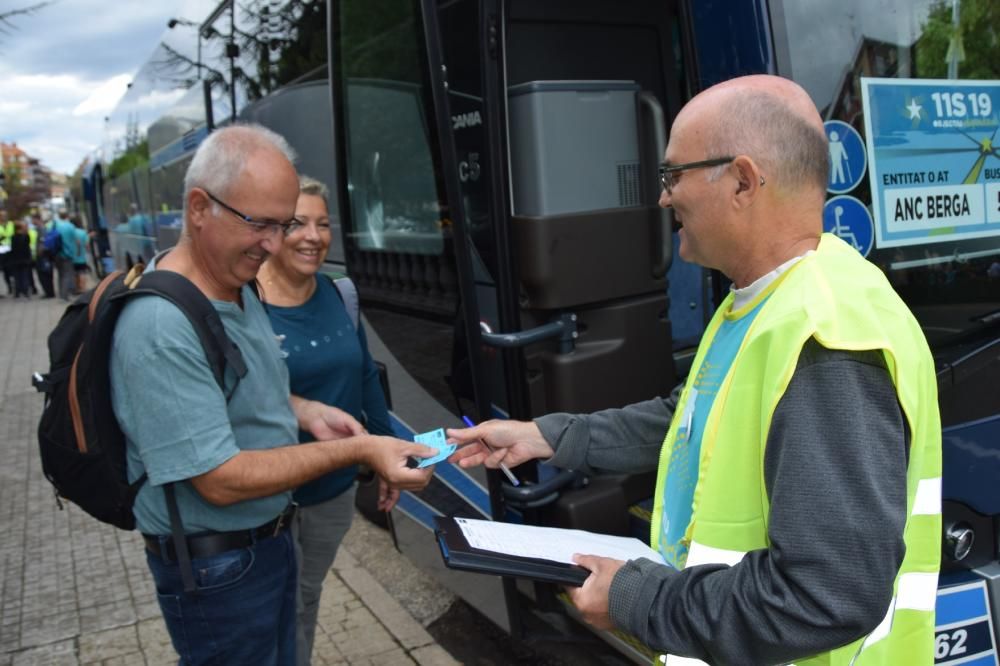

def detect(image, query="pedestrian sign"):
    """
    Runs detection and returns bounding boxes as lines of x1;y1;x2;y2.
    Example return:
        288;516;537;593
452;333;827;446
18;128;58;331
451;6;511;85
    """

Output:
825;120;867;194
824;195;874;258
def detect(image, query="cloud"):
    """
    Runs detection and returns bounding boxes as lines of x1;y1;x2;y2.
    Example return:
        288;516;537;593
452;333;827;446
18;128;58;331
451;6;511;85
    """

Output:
133;88;187;112
0;0;176;173
72;74;132;116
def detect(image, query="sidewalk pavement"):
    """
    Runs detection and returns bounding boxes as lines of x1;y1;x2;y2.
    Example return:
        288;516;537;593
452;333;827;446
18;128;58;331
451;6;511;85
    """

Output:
0;294;459;666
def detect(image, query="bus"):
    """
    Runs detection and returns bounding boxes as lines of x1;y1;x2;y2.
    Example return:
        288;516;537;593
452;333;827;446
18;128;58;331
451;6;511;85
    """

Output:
84;0;1000;662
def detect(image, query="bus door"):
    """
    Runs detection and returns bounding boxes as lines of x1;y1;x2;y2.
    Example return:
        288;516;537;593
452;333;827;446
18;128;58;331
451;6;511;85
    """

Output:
476;1;690;651
330;0;518;632
331;0;693;647
491;0;689;467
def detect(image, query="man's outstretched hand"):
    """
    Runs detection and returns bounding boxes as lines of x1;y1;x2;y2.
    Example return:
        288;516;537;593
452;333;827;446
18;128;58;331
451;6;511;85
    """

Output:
446;419;554;469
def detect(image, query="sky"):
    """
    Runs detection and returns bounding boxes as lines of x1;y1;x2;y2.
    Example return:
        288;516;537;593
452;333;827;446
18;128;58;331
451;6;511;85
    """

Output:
0;0;180;175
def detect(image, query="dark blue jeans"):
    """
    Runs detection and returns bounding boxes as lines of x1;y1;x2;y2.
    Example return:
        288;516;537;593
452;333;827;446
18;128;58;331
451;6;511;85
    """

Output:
146;529;297;665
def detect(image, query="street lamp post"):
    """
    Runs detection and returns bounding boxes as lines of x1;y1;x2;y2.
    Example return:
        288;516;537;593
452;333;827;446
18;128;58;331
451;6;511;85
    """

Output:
199;0;236;122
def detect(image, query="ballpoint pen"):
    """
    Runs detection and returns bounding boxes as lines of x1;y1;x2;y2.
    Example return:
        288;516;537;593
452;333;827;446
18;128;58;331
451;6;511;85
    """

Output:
461;415;520;486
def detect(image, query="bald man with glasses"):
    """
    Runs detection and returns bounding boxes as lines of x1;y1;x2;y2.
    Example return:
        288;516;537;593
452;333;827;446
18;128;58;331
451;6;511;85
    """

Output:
109;124;436;665
449;75;940;665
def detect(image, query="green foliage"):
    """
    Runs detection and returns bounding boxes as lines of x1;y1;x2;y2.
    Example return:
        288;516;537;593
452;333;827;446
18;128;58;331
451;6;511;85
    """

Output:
1;164;33;218
916;0;1000;79
107;140;149;180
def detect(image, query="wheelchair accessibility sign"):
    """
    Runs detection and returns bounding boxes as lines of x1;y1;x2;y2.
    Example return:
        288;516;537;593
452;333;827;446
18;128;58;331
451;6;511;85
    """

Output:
825;120;866;194
824;195;874;257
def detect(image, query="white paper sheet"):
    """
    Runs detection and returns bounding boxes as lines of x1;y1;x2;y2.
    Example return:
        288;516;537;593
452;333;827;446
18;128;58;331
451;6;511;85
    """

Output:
454;517;667;566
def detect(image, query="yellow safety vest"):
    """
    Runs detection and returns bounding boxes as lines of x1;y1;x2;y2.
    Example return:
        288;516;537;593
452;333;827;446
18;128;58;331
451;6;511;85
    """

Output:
651;234;941;665
0;221;13;247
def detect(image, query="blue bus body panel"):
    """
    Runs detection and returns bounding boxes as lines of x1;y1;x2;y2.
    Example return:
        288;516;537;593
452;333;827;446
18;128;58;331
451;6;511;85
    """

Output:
688;0;775;87
943;415;1000;516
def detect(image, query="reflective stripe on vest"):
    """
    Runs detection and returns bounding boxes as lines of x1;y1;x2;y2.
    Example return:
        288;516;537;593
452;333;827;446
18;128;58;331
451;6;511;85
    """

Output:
650;235;941;666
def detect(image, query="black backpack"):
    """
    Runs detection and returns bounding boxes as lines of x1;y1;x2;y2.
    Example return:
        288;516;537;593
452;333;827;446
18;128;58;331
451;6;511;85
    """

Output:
33;266;248;530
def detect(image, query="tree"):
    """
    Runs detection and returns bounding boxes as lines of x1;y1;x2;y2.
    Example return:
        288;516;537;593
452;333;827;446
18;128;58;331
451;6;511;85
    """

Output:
916;0;1000;79
1;164;35;218
107;140;148;180
0;2;55;39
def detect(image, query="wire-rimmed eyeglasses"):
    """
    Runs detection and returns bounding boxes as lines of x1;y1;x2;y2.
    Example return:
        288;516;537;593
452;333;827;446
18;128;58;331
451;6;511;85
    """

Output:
659;156;735;194
203;189;304;237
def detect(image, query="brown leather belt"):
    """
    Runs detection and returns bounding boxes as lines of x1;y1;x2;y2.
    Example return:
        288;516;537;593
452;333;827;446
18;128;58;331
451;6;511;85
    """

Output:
143;505;296;561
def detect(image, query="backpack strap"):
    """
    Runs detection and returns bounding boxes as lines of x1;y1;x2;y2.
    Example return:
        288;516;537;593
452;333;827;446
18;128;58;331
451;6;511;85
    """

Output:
251;272;360;332
163;483;197;594
328;275;359;331
119;271;249;394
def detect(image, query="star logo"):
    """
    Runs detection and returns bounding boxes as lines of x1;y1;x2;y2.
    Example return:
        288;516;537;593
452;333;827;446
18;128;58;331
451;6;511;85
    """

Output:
906;98;923;121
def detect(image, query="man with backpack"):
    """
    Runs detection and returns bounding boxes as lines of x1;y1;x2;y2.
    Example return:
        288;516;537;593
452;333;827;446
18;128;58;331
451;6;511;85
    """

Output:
108;124;435;664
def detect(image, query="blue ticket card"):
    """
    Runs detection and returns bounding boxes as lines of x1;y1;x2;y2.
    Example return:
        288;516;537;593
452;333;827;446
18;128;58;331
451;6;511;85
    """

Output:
413;428;456;468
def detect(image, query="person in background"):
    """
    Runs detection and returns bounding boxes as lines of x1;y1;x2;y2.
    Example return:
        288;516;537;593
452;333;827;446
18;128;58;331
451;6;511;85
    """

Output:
124;202;156;261
8;220;33;298
24;215;37;295
53;209;77;301
0;211;14;296
110;124;435;665
449;74;941;664
32;212;55;298
70;217;90;294
256;176;394;666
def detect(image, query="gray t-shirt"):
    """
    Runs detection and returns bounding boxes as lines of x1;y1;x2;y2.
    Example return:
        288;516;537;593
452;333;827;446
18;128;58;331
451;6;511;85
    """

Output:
110;277;299;535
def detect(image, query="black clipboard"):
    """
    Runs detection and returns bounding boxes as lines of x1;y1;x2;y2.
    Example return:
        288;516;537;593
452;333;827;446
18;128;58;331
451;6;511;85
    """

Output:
433;516;590;586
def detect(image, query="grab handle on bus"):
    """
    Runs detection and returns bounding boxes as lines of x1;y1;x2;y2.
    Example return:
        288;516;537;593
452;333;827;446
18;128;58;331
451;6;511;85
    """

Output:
638;91;672;279
479;312;578;354
501;469;586;508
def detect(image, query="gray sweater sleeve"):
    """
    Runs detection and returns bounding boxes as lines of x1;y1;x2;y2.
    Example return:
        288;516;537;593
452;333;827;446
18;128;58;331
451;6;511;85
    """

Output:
607;342;909;665
535;386;681;475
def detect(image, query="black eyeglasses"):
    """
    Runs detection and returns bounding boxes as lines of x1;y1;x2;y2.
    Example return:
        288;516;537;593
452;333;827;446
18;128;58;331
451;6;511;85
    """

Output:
659;156;735;194
203;189;303;237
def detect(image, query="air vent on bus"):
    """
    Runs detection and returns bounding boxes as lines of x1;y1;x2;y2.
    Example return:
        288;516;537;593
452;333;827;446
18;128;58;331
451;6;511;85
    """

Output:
617;162;640;207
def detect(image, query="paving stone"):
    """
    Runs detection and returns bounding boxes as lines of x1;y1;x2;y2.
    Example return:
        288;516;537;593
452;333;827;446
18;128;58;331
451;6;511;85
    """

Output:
9;638;77;666
18;610;79;649
78;601;137;634
335;551;434;651
86;654;142;666
348;647;416;665
77;626;139;663
410;645;461;666
336;624;397;660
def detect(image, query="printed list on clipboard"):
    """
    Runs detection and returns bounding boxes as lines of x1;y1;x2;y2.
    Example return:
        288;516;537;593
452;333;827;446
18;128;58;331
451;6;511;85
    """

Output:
454;517;666;566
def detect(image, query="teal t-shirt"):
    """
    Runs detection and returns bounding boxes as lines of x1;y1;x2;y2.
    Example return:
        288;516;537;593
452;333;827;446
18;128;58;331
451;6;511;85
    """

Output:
265;276;392;506
73;227;88;264
55;219;77;260
110;271;299;535
659;294;770;568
